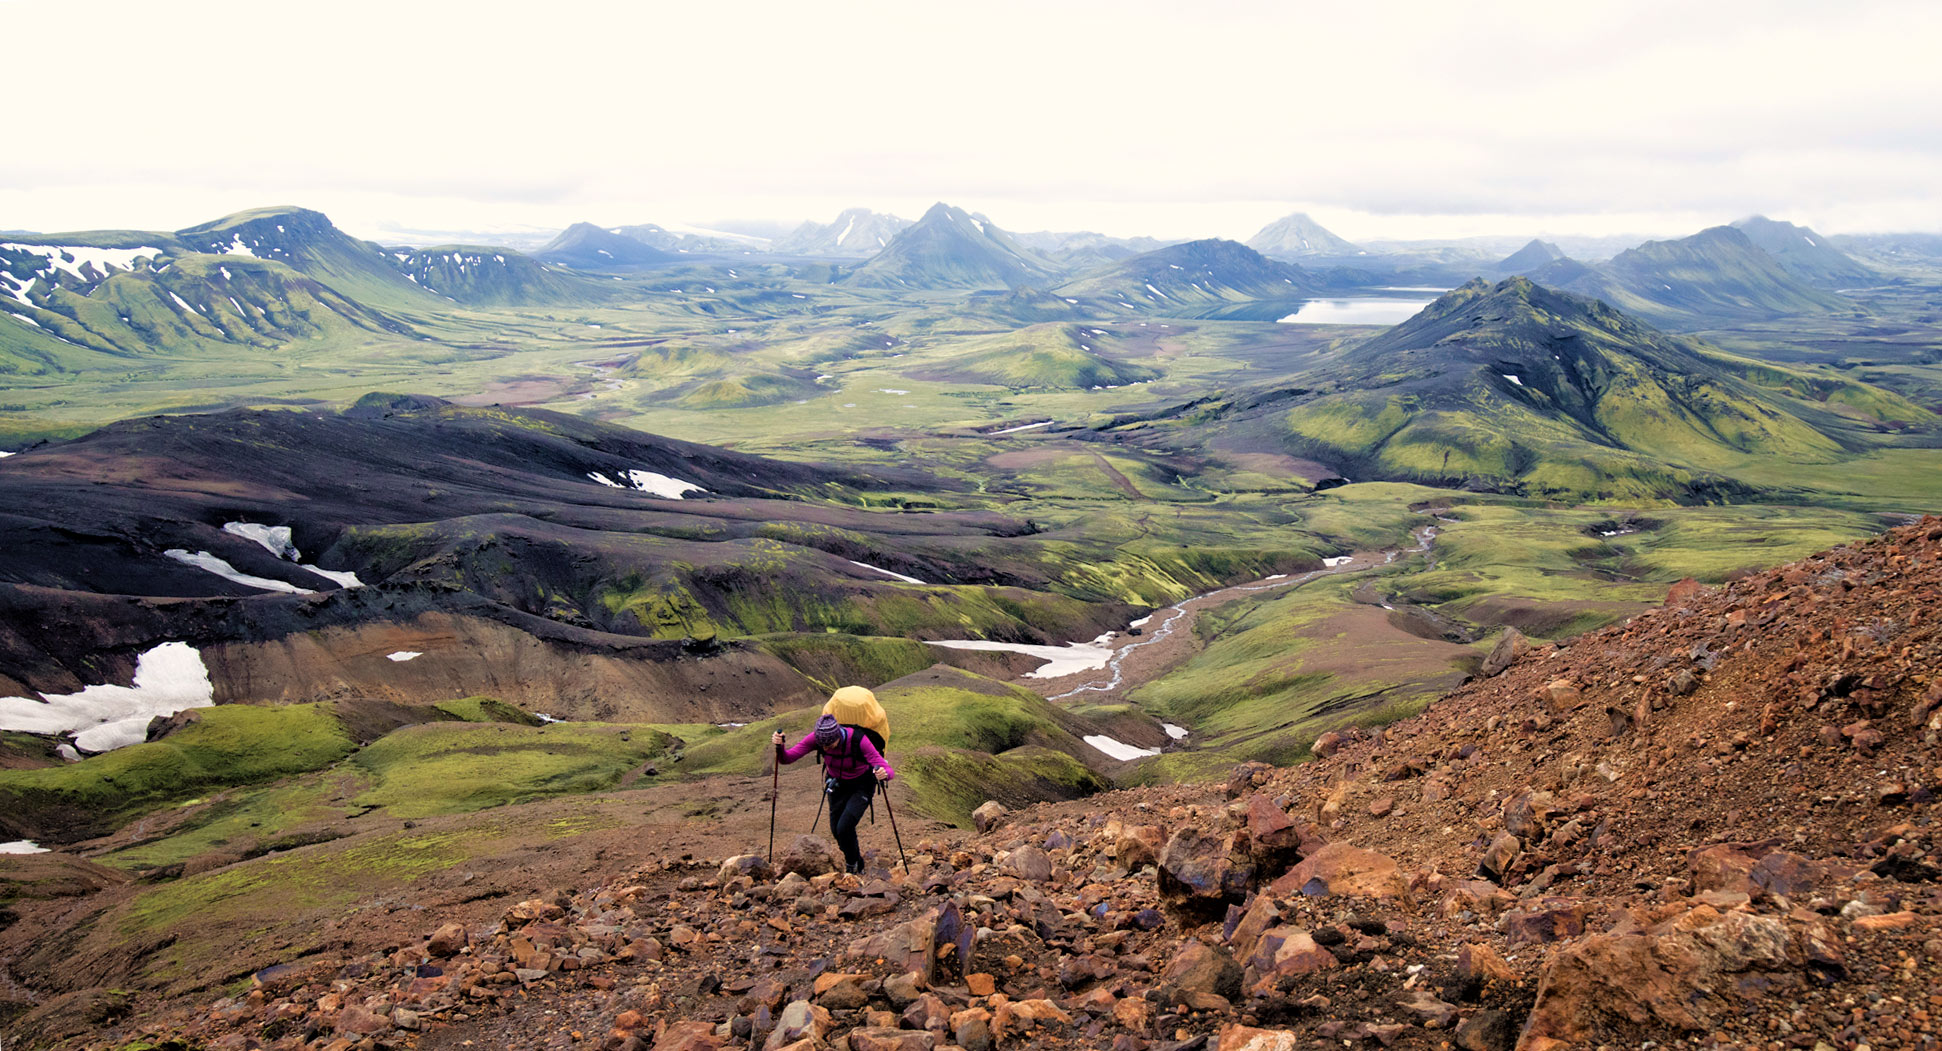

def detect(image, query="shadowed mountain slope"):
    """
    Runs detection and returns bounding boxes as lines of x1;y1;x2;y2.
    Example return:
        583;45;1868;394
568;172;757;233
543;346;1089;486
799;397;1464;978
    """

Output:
1535;225;1855;326
1053;239;1321;319
536;223;677;269
1730;215;1879;289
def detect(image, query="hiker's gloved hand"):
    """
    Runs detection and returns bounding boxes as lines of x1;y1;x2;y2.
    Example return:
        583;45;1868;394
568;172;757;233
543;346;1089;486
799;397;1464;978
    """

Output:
874;767;891;781
772;731;786;746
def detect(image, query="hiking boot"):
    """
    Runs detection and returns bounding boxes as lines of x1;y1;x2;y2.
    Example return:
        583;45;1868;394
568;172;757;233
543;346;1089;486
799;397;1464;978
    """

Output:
846;859;864;875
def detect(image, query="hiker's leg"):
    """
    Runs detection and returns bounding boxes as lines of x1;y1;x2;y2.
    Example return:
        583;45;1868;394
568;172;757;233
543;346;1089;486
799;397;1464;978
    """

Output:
829;780;872;870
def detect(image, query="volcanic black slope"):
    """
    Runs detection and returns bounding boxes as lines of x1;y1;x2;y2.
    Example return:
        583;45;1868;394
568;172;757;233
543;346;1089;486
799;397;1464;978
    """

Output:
0;396;1172;711
843;203;1061;290
1053;239;1321;319
536;222;677;269
1245;211;1364;259
1532;225;1855;325
1265;277;1926;500
1729;215;1880;289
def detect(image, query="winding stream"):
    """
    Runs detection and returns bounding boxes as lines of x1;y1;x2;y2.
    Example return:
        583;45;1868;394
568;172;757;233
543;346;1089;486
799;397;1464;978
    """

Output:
1046;523;1440;702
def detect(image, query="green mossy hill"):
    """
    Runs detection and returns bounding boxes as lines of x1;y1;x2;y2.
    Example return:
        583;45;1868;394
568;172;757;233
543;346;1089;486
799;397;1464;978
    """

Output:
1278;278;1914;501
904;324;1159;389
349;722;674;819
682;665;1113;825
0;704;355;843
1052;238;1319;318
434;696;545;726
843;203;1060;290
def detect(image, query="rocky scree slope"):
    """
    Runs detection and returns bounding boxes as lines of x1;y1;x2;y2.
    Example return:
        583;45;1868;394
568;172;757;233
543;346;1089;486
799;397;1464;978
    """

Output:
70;518;1942;1051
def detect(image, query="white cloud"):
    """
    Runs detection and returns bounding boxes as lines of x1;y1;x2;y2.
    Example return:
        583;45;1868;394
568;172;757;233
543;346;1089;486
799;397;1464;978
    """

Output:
2;0;1936;240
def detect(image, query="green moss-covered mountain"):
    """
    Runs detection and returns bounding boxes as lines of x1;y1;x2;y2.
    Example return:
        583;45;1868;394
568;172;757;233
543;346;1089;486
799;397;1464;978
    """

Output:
1275;277;1927;500
843;203;1061;290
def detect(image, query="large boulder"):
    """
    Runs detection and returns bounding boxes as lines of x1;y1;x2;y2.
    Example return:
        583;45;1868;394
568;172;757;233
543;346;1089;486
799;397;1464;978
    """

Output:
1268;843;1407;899
842;902;973;984
1004;845;1054;882
1479;627;1532;677
1157;827;1253;920
1239;925;1338;994
719;854;773;882
971;800;1008;833
1240;794;1317;871
777;835;842;879
1156;939;1243;1004
1520;904;1841;1047
764;1001;830;1051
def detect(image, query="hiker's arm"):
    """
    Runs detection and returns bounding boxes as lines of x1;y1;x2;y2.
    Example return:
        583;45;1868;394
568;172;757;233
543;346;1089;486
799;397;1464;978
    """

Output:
860;735;895;780
776;732;817;764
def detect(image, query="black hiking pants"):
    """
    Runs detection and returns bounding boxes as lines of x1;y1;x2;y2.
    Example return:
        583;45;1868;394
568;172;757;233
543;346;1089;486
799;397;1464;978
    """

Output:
827;774;875;871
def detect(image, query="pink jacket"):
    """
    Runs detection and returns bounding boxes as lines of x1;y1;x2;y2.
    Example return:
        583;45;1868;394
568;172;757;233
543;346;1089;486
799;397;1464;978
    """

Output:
780;727;895;782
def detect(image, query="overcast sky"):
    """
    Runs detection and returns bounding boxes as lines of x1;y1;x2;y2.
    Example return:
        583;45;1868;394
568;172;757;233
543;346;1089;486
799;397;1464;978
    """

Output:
3;0;1937;244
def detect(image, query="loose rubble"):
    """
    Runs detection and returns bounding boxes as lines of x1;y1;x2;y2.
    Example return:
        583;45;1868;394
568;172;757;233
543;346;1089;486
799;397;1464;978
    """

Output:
37;518;1942;1049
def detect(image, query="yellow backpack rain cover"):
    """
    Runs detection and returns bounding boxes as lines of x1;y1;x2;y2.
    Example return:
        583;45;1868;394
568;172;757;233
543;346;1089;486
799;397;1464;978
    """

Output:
822;685;889;750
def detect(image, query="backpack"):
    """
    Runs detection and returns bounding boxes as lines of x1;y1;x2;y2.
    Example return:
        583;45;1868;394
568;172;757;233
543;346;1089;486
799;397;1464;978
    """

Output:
821;685;889;756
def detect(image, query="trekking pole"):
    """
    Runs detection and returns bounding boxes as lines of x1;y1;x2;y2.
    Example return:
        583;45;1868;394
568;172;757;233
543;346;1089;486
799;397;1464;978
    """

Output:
879;779;908;873
808;783;826;832
768;742;781;863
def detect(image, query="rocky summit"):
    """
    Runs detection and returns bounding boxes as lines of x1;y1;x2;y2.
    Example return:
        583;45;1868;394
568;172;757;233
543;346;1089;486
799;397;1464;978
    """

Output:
24;517;1939;1050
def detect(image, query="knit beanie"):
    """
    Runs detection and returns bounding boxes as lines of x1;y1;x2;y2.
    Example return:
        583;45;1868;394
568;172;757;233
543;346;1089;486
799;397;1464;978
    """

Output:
813;713;844;751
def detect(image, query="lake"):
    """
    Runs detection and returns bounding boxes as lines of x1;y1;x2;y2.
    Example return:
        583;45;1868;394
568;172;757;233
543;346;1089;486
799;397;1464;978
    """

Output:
1277;295;1440;325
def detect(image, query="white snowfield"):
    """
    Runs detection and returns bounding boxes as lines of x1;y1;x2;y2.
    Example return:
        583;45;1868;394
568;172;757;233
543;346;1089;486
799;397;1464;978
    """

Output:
0;450;13;458
1;840;51;854
586;470;708;498
1082;734;1161;762
1;243;165;286
0;641;216;753
929;634;1117;679
1323;556;1353;567
387;651;423;662
1163;723;1190;739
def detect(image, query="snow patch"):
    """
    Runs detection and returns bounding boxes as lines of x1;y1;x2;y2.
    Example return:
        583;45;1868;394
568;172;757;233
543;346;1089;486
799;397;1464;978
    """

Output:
1;243;164;284
848;560;926;585
1323;556;1353;568
1145;283;1169;300
835;216;857;247
1163;723;1189;739
0;841;51;854
6;312;38;328
222;236;257;258
164;549;315;594
1503;374;1523;386
1082;735;1161;762
876;388;910;396
623;470;705;498
223;522;297;559
930;637;1115;679
0;641;215;753
386;651;423;662
989;420;1051;435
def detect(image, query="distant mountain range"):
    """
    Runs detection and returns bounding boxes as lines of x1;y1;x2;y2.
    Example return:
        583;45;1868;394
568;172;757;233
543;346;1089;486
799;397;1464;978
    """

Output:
843;203;1060;290
772;209;912;257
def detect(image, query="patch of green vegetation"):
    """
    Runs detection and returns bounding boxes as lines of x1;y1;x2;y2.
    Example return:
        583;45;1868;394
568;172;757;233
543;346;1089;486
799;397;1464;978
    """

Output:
98;779;351;872
900;745;1106;827
348;722;673;818
757;634;947;693
434;696;544;726
0;704;355;834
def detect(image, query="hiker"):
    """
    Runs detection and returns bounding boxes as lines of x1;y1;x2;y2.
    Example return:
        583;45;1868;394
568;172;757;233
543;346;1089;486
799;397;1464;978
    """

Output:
774;694;895;875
